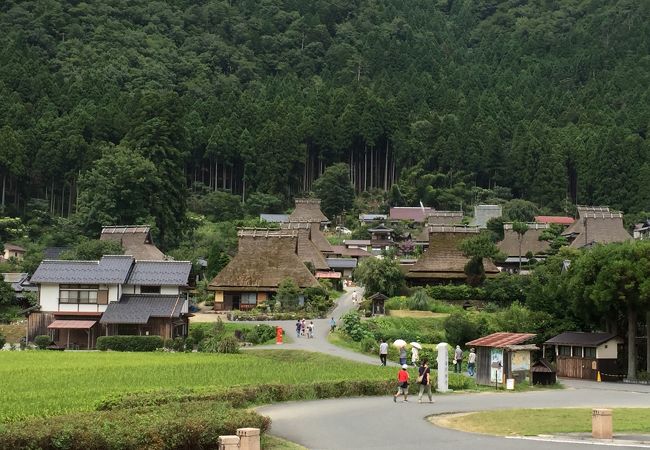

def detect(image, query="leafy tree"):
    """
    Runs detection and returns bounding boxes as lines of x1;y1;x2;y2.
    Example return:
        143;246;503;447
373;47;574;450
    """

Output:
0;278;15;309
189;191;244;222
503;199;539;222
511;221;529;272
61;239;123;260
206;242;231;279
245;192;284;217
312;163;354;220
354;256;404;297
276;278;302;310
459;233;502;286
486;217;505;241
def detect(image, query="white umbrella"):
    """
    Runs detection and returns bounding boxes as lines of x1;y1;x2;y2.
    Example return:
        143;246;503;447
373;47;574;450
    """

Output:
410;342;422;350
393;339;407;348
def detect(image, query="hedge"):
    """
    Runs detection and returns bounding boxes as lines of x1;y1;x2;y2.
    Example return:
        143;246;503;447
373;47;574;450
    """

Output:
96;336;163;352
228;311;322;321
0;401;270;450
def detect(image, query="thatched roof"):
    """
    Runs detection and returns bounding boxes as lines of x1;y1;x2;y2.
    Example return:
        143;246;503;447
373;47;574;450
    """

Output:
566;213;632;248
289;198;329;223
289;221;334;253
100;225;166;260
208;229;319;291
498;223;551;257
417;211;464;241
406;226;498;280
282;223;330;271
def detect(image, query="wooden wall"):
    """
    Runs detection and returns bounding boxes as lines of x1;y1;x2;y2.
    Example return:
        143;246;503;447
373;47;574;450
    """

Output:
27;312;55;341
556;356;596;379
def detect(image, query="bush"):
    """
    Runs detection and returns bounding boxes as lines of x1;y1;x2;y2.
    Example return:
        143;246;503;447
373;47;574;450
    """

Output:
216;336;240;354
359;336;377;353
340;311;373;342
407;289;431;310
443;312;486;346
0;401;270;450
241;324;276;344
184;336;195;351
425;285;484;301
0;333;5;348
96;336;163;352
34;335;52;349
171;337;186;352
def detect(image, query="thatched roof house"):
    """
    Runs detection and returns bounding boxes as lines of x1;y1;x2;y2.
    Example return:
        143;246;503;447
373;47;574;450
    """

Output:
406;226;499;284
210;229;319;292
289;198;329;223
100;225;166;260
498;223;551;257
562;207;631;248
282;223;330;271
416;211;464;242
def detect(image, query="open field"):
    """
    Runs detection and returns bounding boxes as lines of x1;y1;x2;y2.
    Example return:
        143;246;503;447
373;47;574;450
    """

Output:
434;408;650;435
0;350;391;422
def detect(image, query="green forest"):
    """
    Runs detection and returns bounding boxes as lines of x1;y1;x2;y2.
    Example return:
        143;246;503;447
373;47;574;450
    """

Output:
1;0;650;248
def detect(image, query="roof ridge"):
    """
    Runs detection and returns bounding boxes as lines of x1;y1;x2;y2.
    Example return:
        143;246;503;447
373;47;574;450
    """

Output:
41;260;100;265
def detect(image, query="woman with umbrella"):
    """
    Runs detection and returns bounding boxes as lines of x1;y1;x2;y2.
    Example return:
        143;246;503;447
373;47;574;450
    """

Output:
393;339;407;365
410;342;421;366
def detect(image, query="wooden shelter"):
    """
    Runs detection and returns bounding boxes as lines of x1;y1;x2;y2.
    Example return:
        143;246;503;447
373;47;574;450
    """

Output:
208;229;319;311
544;332;625;381
288;198;329;223
406;226;499;285
367;292;388;316
282;223;330;271
531;359;557;385
466;332;537;386
562;206;632;248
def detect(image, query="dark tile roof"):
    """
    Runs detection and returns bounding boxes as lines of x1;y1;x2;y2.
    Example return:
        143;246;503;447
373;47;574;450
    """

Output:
260;214;289;223
126;261;191;286
544;331;620;347
100;294;185;324
30;255;134;284
326;257;357;269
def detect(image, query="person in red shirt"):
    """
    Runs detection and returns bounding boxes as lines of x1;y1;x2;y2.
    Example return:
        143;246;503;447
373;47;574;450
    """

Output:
393;364;410;403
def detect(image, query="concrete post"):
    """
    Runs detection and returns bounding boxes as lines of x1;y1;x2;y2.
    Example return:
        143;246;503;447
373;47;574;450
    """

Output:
436;342;450;393
218;435;240;450
237;427;261;450
592;408;613;439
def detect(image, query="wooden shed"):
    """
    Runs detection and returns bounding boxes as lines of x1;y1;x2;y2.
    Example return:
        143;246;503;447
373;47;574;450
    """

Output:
531;359;557;385
466;332;537;386
543;331;625;381
367;292;388;316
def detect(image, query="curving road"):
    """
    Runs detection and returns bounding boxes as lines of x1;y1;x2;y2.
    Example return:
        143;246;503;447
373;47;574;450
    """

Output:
259;379;650;449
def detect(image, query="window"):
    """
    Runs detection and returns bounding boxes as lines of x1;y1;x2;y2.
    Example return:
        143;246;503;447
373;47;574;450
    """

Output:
584;347;596;358
59;285;99;304
241;293;257;305
558;345;571;356
140;285;161;294
572;346;583;357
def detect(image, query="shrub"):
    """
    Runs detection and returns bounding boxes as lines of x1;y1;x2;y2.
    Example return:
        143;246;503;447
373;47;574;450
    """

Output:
189;326;205;343
425;285;484;301
407;289;431;311
96;336;163;352
444;312;486;346
171;337;186;352
0;333;5;348
359;336;377;353
197;335;221;353
340;311;373;342
184;336;195;351
34;335;52;349
216;336;240;354
241;324;276;344
0;401;270;450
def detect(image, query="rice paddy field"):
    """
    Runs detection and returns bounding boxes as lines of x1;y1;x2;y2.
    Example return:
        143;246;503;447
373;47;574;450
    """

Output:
0;350;391;422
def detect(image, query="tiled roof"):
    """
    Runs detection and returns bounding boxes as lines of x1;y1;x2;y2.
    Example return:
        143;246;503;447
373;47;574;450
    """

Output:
126;261;191;286
544;331;621;347
344;240;371;246
466;332;535;347
359;214;387;221
326;257;357;269
260;214;289;223
389;207;433;222
330;245;371;258
30;255;134;284
534;216;574;225
100;294;185;324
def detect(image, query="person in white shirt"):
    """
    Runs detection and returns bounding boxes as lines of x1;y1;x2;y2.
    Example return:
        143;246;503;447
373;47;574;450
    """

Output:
411;346;419;366
379;339;389;366
467;348;477;376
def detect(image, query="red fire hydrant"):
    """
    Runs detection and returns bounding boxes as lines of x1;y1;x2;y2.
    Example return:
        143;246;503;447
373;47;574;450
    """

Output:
276;326;283;345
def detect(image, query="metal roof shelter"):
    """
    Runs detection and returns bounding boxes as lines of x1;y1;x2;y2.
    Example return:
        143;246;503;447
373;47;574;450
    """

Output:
467;332;536;348
466;332;537;386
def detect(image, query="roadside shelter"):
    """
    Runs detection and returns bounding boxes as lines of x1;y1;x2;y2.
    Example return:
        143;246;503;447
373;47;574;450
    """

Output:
367;292;388;316
466;332;537;386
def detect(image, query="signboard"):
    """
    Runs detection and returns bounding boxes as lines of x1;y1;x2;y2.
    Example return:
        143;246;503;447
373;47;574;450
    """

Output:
511;351;530;371
436;342;450;392
490;348;503;384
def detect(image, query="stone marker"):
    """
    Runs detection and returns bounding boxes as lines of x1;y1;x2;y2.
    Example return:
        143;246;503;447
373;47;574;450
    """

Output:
237;427;261;450
436;342;450;393
218;435;240;450
592;408;613;439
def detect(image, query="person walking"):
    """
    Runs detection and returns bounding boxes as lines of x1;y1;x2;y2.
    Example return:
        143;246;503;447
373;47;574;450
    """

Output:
453;345;463;373
300;318;306;337
417;359;433;403
467;348;476;376
351;291;358;305
393;364;410;403
308;321;315;338
379;339;388;366
399;345;407;366
329;317;336;333
411;346;419;366
295;320;301;338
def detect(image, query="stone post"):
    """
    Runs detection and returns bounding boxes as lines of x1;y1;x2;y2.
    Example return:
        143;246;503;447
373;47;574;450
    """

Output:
237;427;261;450
592;408;613;439
218;435;240;450
436;342;450;393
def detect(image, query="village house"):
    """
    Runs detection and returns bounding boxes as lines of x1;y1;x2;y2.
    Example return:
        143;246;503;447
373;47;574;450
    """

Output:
100;225;166;260
288;198;329;224
633;219;650;240
543;331;625;381
2;272;37;300
368;223;395;254
416;211;464;245
209;229;319;311
358;213;387;224
28;255;192;349
325;257;357;278
389;206;433;224
281;222;330;272
561;206;632;248
405;226;499;285
3;243;26;261
259;213;289;223
534;215;575;226
329;245;371;260
497;222;551;272
471;204;502;228
342;239;371;252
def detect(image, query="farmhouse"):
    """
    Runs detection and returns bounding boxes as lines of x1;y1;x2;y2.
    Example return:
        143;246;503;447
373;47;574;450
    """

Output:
100;225;166;260
359;213;387;224
2;272;37;300
325;257;357;278
389;206;433;223
562;206;632;248
281;222;330;271
209;229;319;311
3;243;26;261
466;332;537;386
543;331;625;381
28;255;192;349
534;215;574;226
416;211;464;243
368;223;395;254
405;226;499;284
288;198;329;224
497;222;551;272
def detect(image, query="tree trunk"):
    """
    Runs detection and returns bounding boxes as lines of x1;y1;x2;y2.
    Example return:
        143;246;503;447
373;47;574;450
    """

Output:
647;311;650;373
364;145;367;191
518;237;523;273
370;145;374;189
384;141;389;190
627;306;637;379
1;173;5;210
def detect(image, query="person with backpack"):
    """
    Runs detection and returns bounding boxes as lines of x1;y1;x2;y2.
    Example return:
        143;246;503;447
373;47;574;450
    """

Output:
417;359;433;403
393;364;410;403
453;345;463;373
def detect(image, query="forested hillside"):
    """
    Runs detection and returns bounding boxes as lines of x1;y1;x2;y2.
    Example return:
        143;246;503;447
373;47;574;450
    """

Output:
1;0;650;245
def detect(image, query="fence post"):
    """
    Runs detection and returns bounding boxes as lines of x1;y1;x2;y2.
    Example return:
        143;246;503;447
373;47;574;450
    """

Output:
237;427;261;450
218;435;240;450
592;408;613;439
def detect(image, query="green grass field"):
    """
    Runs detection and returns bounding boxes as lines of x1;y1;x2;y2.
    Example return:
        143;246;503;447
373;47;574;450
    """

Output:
0;350;391;422
436;408;650;435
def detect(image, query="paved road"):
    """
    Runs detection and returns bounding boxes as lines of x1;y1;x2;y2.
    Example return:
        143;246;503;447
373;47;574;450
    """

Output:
259;379;650;449
242;287;397;366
